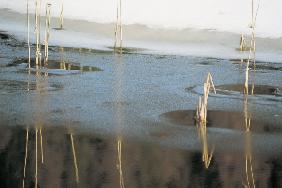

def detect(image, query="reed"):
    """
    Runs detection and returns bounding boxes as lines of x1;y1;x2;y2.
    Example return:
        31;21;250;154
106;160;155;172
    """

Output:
244;0;261;94
196;73;216;123
35;0;42;67
27;0;31;68
44;3;51;64
59;0;64;30
114;0;123;54
70;133;79;183
195;73;216;169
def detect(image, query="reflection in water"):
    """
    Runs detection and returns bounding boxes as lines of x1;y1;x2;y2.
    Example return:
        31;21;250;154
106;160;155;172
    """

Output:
243;132;255;188
195;73;216;169
0;124;281;187
196;120;214;169
114;47;126;187
117;138;125;188
22;127;29;188
70;133;79;183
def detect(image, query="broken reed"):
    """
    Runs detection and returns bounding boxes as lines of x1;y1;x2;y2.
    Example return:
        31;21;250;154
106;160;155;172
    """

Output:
195;73;216;169
114;0;123;54
44;3;51;63
196;73;216;123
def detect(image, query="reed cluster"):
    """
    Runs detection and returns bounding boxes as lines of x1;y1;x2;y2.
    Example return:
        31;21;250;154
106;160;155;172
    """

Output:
196;73;216;123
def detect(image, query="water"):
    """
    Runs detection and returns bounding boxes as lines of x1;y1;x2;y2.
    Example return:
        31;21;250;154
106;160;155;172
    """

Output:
1;4;282;188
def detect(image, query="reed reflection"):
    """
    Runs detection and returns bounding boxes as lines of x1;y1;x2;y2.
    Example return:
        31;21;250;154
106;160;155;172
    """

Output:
195;73;216;169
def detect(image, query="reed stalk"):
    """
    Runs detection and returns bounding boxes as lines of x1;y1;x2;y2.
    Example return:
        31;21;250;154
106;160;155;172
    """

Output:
70;133;79;183
244;0;261;94
44;3;51;64
196;73;216;123
114;0;123;54
59;0;64;30
27;0;31;68
195;73;216;169
35;0;42;67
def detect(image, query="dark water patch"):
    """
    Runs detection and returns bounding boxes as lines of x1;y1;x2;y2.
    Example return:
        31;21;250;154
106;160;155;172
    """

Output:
0;31;25;48
107;46;146;54
0;32;9;40
8;57;103;72
231;59;282;72
160;110;281;133
0;79;63;93
255;64;282;72
50;46;112;55
217;84;282;96
52;27;65;31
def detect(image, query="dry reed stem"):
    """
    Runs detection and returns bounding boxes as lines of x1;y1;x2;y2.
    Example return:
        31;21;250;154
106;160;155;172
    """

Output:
195;73;216;169
70;133;79;183
240;34;247;51
244;0;260;95
196;73;216;123
114;0;123;54
27;0;31;68
117;139;125;188
22;127;29;188
35;0;42;67
59;0;64;29
44;3;51;64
